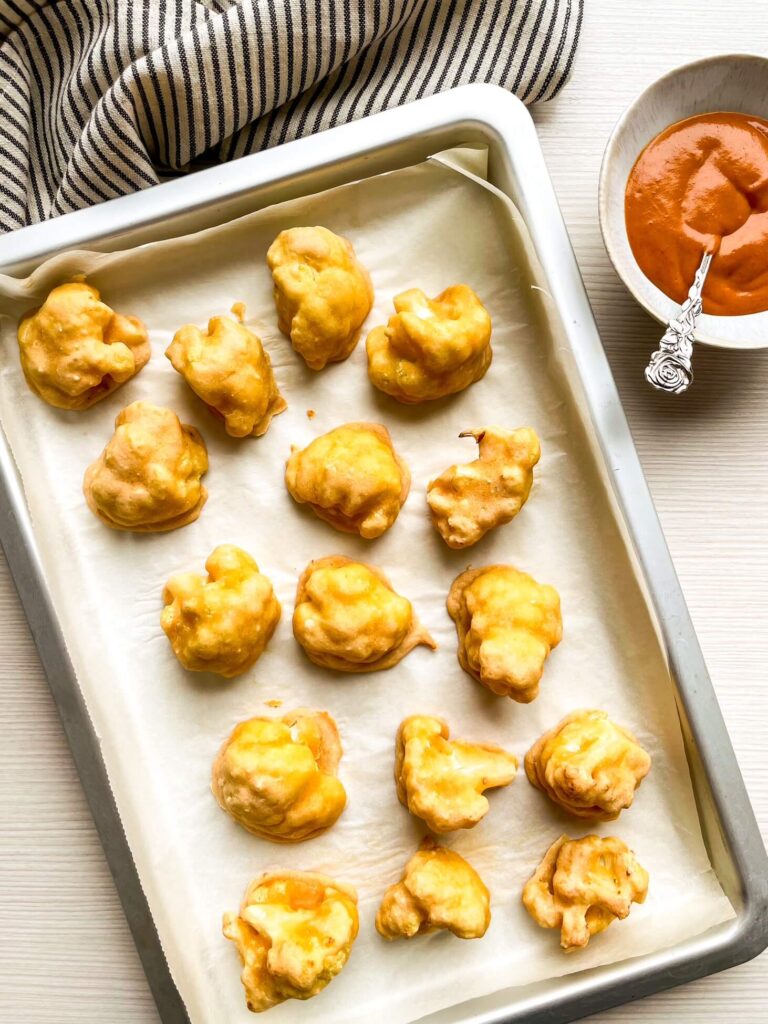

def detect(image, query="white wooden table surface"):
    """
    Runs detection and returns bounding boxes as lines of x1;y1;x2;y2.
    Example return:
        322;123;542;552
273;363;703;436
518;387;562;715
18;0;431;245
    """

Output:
1;2;767;1021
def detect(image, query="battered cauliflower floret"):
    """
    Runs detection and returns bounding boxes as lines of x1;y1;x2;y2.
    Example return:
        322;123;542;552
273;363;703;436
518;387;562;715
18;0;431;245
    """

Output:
17;282;150;410
293;555;435;672
212;708;346;841
285;422;410;538
366;285;492;403
522;835;649;952
395;715;518;832
376;839;490;941
161;545;280;677
267;226;373;370
447;565;562;703
223;871;359;1013
83;401;208;531
525;710;651;821
165;315;286;438
427;426;541;548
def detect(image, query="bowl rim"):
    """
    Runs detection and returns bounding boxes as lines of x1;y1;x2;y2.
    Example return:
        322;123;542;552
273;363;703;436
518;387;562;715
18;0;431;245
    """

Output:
598;51;768;350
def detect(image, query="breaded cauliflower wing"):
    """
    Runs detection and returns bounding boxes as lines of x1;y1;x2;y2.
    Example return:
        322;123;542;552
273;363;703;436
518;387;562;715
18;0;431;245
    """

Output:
17;281;150;409
447;565;562;703
212;708;346;841
267;226;373;370
83;401;208;531
223;871;359;1012
395;715;517;832
522;834;648;952
285;421;410;538
366;284;492;403
166;315;286;438
427;426;540;548
376;839;490;940
161;545;280;677
525;710;651;820
293;555;435;672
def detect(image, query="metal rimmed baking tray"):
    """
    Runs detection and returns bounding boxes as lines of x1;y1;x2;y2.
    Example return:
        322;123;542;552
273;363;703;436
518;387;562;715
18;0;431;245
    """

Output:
0;84;766;1024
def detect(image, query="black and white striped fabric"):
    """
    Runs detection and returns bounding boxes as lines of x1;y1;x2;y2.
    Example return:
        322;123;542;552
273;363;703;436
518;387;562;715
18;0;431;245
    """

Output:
0;0;583;234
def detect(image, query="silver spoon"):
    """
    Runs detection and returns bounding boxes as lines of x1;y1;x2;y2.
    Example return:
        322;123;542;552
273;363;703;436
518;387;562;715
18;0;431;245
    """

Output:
644;250;713;394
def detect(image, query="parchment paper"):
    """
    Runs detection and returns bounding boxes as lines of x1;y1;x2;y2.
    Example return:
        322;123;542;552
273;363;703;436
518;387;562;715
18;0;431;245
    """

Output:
0;150;734;1024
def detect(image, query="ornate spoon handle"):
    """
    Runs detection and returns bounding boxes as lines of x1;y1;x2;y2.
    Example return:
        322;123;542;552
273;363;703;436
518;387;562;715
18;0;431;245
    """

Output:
644;251;713;394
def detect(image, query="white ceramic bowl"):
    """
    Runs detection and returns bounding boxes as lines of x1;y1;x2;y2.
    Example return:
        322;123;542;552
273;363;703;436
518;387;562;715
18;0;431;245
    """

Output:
599;53;768;350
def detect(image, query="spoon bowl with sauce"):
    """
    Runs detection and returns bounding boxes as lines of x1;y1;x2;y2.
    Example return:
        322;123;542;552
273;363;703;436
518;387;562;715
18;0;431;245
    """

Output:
599;53;768;351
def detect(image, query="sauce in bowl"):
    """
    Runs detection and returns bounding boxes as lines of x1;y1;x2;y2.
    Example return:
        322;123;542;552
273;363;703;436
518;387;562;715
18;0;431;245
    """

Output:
625;111;768;316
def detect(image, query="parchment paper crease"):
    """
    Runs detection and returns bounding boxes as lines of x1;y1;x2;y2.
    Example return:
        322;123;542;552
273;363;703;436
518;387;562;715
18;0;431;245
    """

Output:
0;150;734;1024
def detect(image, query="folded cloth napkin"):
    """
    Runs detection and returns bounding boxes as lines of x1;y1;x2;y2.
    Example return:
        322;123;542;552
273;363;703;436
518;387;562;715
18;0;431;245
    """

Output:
0;0;583;233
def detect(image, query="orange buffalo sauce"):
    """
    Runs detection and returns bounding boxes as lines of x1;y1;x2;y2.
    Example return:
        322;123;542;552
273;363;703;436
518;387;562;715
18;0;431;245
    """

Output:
625;112;768;316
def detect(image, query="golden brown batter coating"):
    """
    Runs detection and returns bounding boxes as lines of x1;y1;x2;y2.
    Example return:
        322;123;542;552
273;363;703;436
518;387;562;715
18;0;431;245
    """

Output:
293;555;435;672
266;226;373;370
366;285;492;403
223;871;359;1012
447;565;562;703
161;545;280;677
17;282;150;410
166;315;286;438
522;835;648;952
395;715;517;833
83;401;208;531
212;708;346;841
285;422;410;538
376;839;490;941
525;710;651;821
427;426;540;548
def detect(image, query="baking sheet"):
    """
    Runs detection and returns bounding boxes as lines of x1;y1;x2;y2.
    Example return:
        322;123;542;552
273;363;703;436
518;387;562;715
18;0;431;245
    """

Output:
0;149;734;1024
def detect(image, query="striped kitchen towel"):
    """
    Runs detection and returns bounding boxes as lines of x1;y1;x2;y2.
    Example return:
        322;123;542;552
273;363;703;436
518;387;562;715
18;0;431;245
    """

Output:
0;0;583;233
